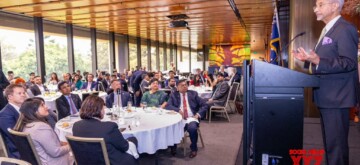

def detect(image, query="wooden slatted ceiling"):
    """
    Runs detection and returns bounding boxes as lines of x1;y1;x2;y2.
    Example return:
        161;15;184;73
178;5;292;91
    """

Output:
0;0;273;50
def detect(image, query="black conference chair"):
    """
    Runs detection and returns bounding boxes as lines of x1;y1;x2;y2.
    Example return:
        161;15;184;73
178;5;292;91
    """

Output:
66;135;110;165
7;129;41;165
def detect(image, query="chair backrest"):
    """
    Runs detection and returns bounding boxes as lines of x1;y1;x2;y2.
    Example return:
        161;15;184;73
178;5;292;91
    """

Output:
0;157;31;165
0;130;9;157
228;82;240;102
224;83;234;108
66;135;110;165
7;129;41;165
82;91;99;101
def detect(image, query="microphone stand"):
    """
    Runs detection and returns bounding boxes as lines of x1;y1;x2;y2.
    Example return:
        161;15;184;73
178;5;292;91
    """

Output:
269;32;306;66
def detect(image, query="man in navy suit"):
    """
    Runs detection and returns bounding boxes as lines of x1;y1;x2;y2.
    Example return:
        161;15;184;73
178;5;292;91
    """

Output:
0;84;27;158
106;80;132;108
131;70;146;106
55;81;82;120
165;79;208;158
82;73;98;91
293;0;359;164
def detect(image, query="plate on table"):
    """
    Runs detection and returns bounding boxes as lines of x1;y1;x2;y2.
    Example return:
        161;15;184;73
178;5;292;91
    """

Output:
59;122;73;129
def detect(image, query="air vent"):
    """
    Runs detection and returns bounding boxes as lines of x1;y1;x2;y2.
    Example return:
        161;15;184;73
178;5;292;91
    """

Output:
166;14;189;20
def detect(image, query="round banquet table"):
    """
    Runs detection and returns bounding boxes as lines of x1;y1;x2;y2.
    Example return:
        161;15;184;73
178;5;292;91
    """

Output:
55;108;185;154
188;86;213;99
38;91;107;111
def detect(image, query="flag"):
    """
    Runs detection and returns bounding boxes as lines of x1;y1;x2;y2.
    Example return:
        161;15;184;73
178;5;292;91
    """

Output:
270;7;280;65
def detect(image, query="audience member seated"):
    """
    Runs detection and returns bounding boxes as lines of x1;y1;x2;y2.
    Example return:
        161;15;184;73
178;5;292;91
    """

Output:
154;72;165;88
190;74;202;87
165;70;179;87
103;73;111;91
106;80;132;108
196;68;205;83
71;74;83;91
227;67;241;85
55;81;82;120
30;76;48;96
25;72;35;89
13;97;73;165
119;73;128;92
140;73;150;93
73;95;139;165
140;79;167;108
165;78;177;93
203;71;215;88
62;73;72;87
82;73;98;91
0;84;27;158
49;72;59;85
219;65;229;78
206;73;230;106
165;79;208;158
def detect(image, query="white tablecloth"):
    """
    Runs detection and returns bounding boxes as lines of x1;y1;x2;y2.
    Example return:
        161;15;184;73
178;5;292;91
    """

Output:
39;91;107;111
55;108;185;154
189;86;213;99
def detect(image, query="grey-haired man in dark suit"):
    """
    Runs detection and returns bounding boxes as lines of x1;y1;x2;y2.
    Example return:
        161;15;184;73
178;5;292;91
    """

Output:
293;0;359;164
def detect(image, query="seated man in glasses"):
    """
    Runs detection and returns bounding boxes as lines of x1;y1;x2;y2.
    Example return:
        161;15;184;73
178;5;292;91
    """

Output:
165;79;208;158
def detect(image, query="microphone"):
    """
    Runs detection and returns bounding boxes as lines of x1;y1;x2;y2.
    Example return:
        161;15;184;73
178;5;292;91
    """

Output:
116;88;121;95
269;31;306;64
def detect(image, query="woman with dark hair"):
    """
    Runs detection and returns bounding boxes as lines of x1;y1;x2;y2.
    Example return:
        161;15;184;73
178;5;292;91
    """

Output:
140;78;167;108
13;97;73;165
73;95;139;165
71;74;83;90
190;74;202;87
49;72;59;85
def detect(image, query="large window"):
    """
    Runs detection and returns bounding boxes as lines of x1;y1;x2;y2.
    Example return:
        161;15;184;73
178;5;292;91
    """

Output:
190;48;200;72
167;45;171;70
0;28;37;80
74;29;92;73
129;38;137;70
150;41;157;71
141;39;148;70
159;43;164;71
178;46;190;72
96;33;111;72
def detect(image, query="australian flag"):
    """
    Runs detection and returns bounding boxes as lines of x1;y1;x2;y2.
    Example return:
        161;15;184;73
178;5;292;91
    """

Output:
270;9;280;65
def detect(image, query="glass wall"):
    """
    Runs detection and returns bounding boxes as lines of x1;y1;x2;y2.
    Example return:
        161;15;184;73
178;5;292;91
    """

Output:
167;44;171;70
43;23;68;82
128;37;137;70
74;28;92;73
150;41;157;71
178;46;190;73
141;39;148;70
97;32;110;73
0;28;37;80
190;48;199;73
159;43;164;71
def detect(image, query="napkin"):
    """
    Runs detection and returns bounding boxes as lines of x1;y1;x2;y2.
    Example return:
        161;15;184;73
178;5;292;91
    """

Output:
126;141;139;159
185;117;199;124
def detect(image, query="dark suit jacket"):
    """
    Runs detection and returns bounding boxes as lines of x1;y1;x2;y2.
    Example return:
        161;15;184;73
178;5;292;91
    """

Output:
119;79;128;92
30;84;48;96
81;81;98;90
311;17;359;108
165;90;208;118
0;104;20;158
55;94;82;120
105;91;132;108
230;73;241;85
131;71;146;92
0;70;9;109
212;80;230;106
73;119;137;165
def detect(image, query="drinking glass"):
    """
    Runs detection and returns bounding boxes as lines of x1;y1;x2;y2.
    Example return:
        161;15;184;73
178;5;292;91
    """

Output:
142;102;147;110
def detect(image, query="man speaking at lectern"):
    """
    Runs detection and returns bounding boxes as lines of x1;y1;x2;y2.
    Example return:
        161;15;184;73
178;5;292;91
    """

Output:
293;0;359;164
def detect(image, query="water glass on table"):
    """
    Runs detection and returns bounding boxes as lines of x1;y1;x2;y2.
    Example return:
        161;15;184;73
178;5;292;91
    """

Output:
142;102;147;111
